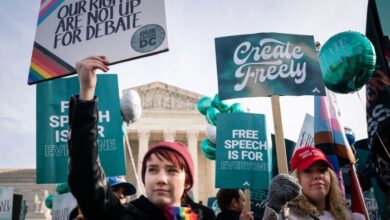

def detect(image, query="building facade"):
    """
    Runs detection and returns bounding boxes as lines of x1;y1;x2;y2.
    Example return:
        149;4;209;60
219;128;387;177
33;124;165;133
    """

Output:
0;169;54;219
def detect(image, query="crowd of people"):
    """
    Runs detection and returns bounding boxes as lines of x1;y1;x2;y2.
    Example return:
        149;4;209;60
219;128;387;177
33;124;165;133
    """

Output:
67;56;370;220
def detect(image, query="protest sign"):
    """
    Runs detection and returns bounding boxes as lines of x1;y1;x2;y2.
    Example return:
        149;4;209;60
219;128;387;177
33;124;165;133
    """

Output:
250;190;268;220
216;113;271;190
52;193;77;220
207;197;220;216
215;32;325;99
294;113;314;150
28;0;168;84
0;187;13;220
36;74;125;183
12;194;23;220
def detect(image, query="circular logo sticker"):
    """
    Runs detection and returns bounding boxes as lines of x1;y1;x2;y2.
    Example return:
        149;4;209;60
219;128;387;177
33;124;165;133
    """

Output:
131;24;165;53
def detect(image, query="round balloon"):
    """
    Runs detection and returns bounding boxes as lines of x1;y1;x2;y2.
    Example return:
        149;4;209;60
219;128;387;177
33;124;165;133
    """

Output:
206;106;220;125
206;125;217;144
230;103;247;113
120;89;142;124
197;96;213;115
212;94;230;112
346;133;356;146
319;31;376;93
344;127;356;145
45;195;53;209
200;139;216;160
56;183;70;194
203;151;216;160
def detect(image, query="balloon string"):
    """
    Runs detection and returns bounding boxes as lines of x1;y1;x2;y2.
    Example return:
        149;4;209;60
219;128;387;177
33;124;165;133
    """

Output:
124;123;144;195
355;92;390;160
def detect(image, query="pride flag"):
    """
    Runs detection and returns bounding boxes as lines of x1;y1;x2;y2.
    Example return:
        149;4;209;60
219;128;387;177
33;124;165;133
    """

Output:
314;89;355;172
314;89;368;218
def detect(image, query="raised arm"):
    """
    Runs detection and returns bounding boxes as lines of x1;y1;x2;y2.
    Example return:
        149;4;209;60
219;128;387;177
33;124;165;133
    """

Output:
68;56;124;220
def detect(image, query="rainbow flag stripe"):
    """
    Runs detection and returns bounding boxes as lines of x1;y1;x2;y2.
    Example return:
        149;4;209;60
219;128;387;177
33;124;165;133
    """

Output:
28;42;75;85
314;89;356;172
38;0;64;26
163;206;198;220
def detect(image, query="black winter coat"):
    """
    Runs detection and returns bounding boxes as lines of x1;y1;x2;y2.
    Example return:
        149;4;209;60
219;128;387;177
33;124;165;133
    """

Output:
216;209;240;220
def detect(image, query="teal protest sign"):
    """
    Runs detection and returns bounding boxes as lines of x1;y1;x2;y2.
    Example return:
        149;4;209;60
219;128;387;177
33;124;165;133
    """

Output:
36;74;125;183
215;32;325;99
216;113;271;190
0;187;13;220
251;190;268;220
207;197;220;216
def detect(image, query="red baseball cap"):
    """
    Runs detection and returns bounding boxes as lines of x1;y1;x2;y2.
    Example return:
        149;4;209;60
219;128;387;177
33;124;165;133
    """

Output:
290;146;333;171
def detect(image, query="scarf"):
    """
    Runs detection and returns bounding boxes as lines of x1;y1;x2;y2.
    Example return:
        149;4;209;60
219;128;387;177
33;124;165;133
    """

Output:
163;206;197;220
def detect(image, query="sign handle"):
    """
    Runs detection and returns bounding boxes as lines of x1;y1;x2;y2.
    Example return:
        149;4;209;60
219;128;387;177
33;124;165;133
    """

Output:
271;95;288;174
244;189;251;211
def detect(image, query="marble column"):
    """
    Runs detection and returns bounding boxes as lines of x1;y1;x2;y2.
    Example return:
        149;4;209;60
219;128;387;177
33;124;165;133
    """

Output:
164;129;176;142
137;129;150;194
186;130;199;202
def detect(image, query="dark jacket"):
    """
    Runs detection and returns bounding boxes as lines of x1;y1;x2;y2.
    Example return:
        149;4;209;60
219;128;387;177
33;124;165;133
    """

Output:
67;96;198;220
186;197;216;220
216;209;240;220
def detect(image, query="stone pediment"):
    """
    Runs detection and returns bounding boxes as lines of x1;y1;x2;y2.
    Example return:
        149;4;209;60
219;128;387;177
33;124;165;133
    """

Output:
124;82;205;111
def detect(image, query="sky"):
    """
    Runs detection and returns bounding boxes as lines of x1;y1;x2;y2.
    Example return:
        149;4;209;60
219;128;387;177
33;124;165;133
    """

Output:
0;0;370;168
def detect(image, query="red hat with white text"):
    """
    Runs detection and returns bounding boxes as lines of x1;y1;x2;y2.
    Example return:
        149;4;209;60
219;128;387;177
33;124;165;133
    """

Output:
290;146;333;171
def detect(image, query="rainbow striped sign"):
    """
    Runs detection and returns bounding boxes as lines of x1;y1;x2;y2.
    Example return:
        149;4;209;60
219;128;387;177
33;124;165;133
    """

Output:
28;0;168;85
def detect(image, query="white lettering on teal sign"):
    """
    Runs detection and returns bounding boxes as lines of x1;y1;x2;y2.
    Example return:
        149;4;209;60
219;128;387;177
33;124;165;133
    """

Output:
216;113;272;190
233;39;306;91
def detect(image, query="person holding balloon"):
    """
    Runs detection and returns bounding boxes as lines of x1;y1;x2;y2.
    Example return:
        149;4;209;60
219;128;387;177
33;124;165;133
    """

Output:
67;56;201;219
262;146;361;220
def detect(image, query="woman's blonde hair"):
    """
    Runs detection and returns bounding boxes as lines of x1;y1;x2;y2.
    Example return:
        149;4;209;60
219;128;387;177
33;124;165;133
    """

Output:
289;168;351;220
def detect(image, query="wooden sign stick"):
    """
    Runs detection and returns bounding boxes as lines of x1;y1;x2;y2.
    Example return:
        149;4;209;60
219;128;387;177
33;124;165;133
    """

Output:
244;189;251;211
271;95;289;174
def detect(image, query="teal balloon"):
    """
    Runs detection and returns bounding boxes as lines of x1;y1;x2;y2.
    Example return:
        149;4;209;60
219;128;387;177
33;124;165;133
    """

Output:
319;31;376;93
197;96;213;115
230;103;247;113
200;139;216;160
212;94;230;112
203;151;216;160
45;195;53;209
56;183;70;194
206;106;220;125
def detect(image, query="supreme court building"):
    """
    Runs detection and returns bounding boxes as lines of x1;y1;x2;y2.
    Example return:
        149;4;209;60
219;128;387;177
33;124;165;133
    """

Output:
0;81;217;219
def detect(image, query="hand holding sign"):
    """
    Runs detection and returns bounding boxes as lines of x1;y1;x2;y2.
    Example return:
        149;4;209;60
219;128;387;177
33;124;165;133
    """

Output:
76;56;109;100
